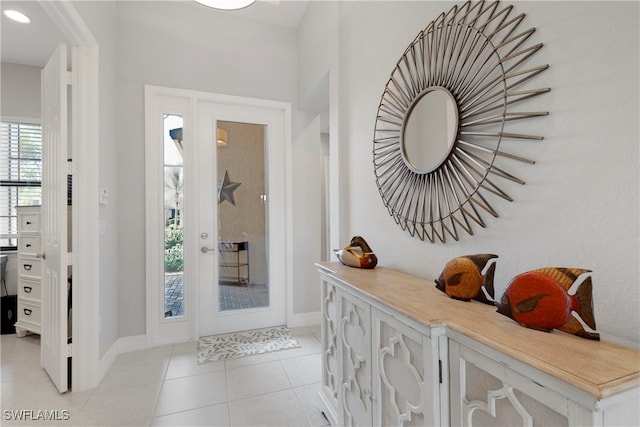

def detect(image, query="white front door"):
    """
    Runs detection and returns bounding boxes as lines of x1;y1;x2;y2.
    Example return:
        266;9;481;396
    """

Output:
145;86;291;344
41;43;69;393
197;101;287;336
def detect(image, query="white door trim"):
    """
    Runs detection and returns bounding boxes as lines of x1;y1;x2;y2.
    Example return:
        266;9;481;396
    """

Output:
39;1;100;392
144;85;293;344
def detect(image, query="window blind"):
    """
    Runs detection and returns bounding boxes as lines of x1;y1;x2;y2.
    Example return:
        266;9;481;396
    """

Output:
0;121;42;249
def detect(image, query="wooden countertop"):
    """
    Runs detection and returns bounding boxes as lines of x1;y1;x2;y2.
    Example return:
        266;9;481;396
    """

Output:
316;262;640;400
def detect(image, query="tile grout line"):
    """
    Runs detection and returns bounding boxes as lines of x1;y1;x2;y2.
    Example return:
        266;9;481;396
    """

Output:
223;358;232;426
149;345;175;424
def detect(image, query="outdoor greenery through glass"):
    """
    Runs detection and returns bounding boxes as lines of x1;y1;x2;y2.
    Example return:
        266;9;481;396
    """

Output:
163;115;184;318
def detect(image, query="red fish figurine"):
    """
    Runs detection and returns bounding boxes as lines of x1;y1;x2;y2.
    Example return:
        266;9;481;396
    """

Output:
334;236;378;269
497;267;599;340
435;254;498;305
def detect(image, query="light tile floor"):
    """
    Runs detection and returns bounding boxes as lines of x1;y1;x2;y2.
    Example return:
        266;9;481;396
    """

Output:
1;325;329;427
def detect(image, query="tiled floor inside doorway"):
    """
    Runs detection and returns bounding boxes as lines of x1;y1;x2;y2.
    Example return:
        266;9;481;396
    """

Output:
164;274;269;317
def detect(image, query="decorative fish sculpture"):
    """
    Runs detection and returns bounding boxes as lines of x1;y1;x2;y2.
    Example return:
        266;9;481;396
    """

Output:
435;254;498;305
334;236;377;269
497;267;599;340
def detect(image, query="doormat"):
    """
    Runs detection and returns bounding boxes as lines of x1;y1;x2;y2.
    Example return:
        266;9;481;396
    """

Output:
197;326;300;364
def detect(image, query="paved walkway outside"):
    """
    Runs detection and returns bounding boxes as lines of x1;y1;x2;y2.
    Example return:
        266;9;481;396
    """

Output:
164;274;269;318
165;273;184;317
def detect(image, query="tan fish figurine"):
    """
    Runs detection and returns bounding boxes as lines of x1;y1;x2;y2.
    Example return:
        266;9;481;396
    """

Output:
435;254;498;305
334;236;377;269
497;267;599;340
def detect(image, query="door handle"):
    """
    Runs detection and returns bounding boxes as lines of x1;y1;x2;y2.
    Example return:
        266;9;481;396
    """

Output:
201;246;215;254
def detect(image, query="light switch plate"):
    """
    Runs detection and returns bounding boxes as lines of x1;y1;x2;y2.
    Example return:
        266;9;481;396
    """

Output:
99;187;108;205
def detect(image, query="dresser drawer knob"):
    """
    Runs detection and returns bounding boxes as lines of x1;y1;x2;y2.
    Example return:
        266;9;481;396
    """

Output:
24;286;32;293
23;264;32;271
23;308;32;316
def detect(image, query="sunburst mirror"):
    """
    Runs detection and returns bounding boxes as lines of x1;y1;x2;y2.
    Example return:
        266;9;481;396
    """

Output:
373;0;550;243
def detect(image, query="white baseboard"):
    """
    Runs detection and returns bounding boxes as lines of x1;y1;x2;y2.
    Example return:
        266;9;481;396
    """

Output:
96;334;147;385
118;334;147;353
288;311;321;328
97;340;120;383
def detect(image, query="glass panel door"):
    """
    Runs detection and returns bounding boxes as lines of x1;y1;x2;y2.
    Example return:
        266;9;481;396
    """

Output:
216;121;268;312
198;99;286;337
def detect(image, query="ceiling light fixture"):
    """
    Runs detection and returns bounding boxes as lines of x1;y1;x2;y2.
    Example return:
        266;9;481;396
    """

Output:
194;0;256;11
3;9;31;24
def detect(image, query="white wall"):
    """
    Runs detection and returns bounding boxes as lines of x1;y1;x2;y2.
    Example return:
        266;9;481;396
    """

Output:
292;115;323;315
114;1;314;336
73;1;120;358
298;0;345;258
297;1;338;112
299;1;639;345
1;63;41;120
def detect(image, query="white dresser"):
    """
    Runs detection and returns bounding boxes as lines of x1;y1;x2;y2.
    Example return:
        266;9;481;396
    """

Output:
316;262;640;427
15;206;43;336
14;205;71;337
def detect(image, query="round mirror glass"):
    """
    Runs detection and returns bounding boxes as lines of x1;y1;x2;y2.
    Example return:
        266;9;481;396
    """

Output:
401;87;459;174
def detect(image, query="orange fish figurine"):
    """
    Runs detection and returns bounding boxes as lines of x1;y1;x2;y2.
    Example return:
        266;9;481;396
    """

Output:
435;254;498;305
334;236;377;269
497;267;599;340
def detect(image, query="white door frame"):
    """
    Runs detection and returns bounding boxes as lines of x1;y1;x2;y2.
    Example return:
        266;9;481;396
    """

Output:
145;85;293;345
39;1;100;392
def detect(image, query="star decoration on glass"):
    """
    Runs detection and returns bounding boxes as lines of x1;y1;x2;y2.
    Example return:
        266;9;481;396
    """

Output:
218;170;241;206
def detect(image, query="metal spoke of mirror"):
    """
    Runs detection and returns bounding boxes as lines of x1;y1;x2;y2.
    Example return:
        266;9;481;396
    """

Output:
373;0;550;243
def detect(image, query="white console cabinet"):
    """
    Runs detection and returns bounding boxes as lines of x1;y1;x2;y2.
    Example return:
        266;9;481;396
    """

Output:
372;307;445;427
319;264;447;426
317;262;639;427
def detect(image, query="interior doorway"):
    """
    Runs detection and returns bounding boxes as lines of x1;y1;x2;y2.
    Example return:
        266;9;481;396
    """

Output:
2;0;101;393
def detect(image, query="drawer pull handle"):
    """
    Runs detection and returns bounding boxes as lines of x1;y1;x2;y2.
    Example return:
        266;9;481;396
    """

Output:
24;308;32;316
24;286;32;293
26;243;32;248
26;221;32;225
23;264;32;271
